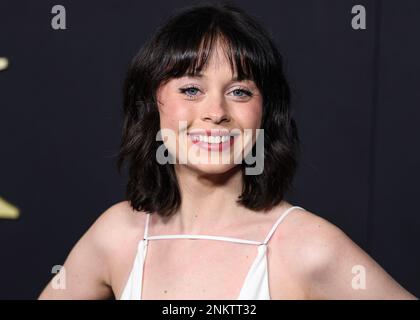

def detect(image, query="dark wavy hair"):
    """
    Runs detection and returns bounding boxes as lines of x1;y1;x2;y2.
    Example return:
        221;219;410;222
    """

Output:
117;2;300;217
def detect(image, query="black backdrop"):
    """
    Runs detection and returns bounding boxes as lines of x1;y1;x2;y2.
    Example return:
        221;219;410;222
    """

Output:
0;0;419;299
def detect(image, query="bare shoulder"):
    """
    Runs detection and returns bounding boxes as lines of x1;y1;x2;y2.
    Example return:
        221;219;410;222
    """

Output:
270;205;417;299
89;201;149;270
274;206;347;266
78;201;142;255
92;200;144;237
99;200;150;237
38;200;147;299
96;200;141;226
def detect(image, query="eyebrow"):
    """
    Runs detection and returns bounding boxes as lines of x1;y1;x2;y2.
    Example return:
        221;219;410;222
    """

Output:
183;72;250;82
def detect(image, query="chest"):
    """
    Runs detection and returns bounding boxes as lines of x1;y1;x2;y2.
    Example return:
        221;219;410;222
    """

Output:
143;240;259;299
112;236;306;299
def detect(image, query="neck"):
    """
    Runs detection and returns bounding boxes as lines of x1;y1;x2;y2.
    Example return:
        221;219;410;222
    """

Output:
161;164;251;234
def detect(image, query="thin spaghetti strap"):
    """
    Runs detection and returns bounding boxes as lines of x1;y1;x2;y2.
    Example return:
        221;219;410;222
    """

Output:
143;213;151;239
262;206;305;245
146;234;262;245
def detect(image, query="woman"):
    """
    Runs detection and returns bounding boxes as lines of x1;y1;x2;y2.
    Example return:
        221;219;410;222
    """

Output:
39;3;417;300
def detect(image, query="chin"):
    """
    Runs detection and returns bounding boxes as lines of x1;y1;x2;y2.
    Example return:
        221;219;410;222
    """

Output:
185;162;240;176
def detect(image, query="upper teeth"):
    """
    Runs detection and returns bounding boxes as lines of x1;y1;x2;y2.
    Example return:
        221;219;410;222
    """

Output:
190;135;231;144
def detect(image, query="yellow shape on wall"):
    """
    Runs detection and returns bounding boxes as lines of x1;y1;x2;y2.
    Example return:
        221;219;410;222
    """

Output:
0;57;9;71
0;196;20;219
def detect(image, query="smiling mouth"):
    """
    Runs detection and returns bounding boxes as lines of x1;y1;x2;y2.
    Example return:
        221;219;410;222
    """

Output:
187;133;238;152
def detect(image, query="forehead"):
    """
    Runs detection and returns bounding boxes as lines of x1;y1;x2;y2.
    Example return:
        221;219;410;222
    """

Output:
177;42;232;75
157;34;260;92
206;43;234;69
179;46;252;81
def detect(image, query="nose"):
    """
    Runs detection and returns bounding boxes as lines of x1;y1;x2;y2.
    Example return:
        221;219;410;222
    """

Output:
201;97;231;124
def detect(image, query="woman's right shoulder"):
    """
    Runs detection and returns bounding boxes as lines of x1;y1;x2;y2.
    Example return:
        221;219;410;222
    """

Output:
71;201;149;262
38;201;149;299
92;201;149;240
86;201;150;283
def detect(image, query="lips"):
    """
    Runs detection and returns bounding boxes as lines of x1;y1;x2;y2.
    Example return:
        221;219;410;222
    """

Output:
188;129;233;137
189;135;235;152
187;129;238;152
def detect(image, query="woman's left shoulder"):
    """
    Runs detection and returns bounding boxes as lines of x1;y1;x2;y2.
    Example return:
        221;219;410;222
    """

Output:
271;204;350;272
269;204;418;299
279;205;349;248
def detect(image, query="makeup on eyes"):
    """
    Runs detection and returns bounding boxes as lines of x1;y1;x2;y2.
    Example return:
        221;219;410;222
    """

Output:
177;84;255;100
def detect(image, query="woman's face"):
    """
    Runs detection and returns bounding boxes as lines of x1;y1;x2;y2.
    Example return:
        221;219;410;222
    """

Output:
156;44;263;175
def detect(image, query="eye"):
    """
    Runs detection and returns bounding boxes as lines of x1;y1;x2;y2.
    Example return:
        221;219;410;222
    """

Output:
179;86;201;99
178;86;254;100
230;88;253;98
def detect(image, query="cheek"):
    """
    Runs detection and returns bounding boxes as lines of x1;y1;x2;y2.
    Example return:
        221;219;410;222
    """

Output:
232;101;263;129
159;98;194;131
158;97;194;159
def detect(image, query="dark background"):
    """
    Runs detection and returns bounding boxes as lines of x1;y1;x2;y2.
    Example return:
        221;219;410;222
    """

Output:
0;0;419;299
